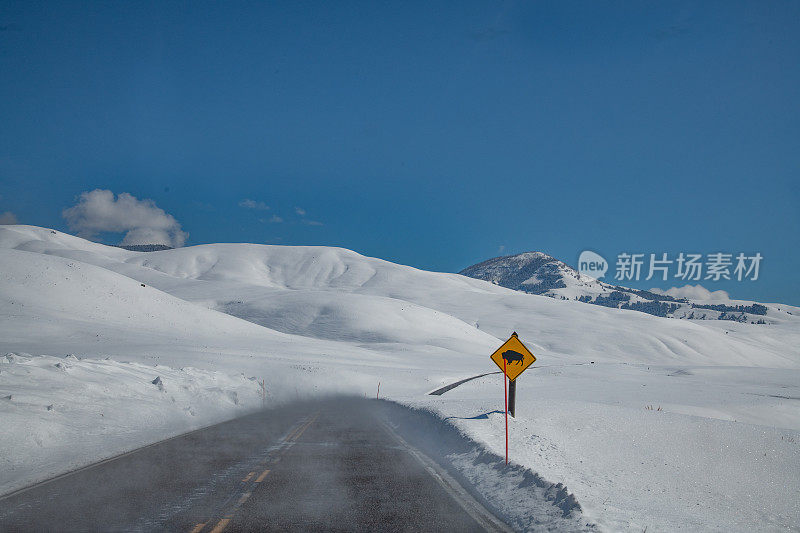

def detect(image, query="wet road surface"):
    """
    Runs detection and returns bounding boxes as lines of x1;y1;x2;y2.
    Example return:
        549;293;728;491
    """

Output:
0;398;510;532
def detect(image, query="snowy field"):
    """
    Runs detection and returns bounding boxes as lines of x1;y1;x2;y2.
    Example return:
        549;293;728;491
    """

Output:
1;225;799;531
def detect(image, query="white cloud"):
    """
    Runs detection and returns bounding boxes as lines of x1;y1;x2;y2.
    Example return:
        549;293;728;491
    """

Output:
0;211;18;225
294;207;306;216
239;199;269;210
302;219;323;226
269;215;284;223
63;189;187;247
650;284;731;302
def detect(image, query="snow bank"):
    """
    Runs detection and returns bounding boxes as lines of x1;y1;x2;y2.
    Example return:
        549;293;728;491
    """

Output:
0;352;263;495
403;363;800;532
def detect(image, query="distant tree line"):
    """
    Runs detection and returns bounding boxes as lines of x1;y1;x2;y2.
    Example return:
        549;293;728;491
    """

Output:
116;244;173;252
620;301;680;317
612;286;688;303
578;290;702;318
691;303;768;315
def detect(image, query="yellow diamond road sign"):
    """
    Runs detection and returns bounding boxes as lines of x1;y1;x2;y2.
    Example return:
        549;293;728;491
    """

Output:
490;332;536;381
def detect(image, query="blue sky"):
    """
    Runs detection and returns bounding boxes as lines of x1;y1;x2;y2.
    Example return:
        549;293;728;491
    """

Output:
1;1;798;304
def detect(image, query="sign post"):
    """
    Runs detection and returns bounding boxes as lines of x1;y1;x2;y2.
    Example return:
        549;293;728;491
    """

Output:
508;379;516;418
503;356;508;464
489;332;536;465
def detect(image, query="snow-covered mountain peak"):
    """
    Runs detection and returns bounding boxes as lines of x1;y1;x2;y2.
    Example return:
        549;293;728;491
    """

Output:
459;251;605;297
460;250;798;324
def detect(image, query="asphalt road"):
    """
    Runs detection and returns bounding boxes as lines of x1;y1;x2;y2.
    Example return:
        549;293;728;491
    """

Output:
0;398;510;532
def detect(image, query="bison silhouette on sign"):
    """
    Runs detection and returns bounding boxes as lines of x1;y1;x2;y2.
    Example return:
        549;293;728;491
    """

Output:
502;350;525;365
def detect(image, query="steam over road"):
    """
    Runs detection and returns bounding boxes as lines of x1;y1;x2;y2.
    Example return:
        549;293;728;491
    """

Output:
0;398;510;532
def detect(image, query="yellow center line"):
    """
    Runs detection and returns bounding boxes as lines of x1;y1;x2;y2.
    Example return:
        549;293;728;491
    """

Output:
291;413;319;442
283;422;304;442
291;422;310;441
256;468;269;483
189;412;321;533
255;468;271;483
208;518;230;533
296;422;308;436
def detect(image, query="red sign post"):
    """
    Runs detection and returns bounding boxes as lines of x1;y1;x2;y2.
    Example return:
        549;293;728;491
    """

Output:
503;357;508;464
490;332;537;466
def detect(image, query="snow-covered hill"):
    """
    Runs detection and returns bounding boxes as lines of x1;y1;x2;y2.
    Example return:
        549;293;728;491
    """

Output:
4;226;797;368
460;251;608;297
1;225;799;531
461;251;790;324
